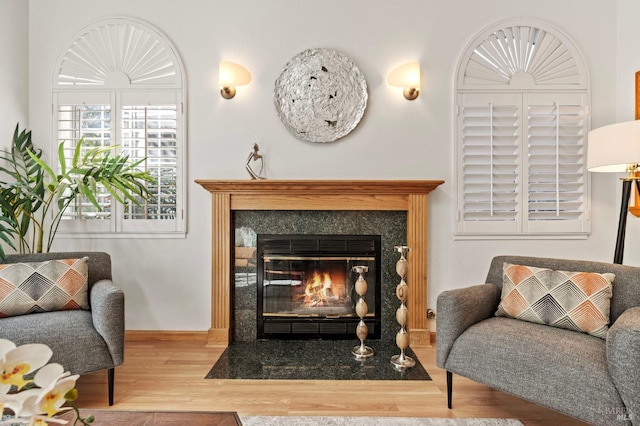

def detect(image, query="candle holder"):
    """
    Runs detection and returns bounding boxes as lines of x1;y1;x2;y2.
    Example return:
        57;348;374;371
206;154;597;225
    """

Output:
391;245;415;370
351;265;374;360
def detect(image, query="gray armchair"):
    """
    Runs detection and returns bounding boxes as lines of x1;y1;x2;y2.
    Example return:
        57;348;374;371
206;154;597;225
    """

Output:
436;255;640;426
0;252;124;405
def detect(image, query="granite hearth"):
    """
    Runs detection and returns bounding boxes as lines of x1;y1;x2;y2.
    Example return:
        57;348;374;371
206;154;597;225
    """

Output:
205;339;431;381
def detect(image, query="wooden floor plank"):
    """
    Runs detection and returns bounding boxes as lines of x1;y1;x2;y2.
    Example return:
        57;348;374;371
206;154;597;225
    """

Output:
73;340;587;426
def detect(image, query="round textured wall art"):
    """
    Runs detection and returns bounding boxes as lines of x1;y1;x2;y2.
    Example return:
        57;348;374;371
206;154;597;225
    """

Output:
274;48;368;143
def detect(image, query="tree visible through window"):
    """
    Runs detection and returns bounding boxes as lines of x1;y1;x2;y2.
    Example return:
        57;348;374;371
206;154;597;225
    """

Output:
58;104;112;220
121;105;178;221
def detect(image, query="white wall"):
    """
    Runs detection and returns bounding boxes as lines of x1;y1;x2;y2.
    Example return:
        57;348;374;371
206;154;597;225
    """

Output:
24;0;623;331
1;0;28;141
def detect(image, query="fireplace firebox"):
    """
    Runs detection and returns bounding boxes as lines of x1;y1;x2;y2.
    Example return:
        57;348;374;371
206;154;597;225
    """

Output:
257;234;381;339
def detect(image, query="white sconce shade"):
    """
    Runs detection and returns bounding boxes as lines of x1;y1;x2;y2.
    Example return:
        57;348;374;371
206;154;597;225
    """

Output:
219;61;252;99
388;62;421;100
587;120;640;173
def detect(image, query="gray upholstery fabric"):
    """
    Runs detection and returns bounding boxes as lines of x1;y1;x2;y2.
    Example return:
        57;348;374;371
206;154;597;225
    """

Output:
0;252;124;375
91;279;125;365
446;317;628;425
435;284;500;369
437;255;640;426
1;310;115;374
607;306;640;424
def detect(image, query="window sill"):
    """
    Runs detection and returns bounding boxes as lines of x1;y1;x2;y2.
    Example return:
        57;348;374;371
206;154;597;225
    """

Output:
454;233;589;241
57;232;186;239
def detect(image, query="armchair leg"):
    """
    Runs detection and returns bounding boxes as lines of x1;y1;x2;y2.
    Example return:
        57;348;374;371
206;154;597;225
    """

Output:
108;368;115;406
447;371;453;409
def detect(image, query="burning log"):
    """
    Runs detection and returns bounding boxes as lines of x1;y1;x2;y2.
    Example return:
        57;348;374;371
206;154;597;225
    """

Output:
304;271;340;306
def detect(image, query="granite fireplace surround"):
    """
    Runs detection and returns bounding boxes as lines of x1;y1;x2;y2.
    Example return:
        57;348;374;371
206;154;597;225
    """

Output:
196;180;444;347
234;210;402;342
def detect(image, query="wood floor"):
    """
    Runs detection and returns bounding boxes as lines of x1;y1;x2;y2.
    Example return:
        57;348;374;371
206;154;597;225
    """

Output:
73;337;587;426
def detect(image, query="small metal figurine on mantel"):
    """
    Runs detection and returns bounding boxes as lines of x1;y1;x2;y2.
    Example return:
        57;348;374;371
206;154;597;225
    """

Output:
245;143;265;179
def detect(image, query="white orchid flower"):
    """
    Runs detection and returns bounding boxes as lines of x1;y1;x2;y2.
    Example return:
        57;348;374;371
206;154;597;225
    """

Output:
0;340;83;426
0;344;53;390
1;388;41;419
11;389;73;423
37;375;77;418
0;339;18;395
11;363;76;419
32;364;78;417
0;338;16;359
32;363;66;388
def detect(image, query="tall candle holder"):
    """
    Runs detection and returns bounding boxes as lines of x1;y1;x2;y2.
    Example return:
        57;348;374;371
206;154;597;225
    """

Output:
351;265;374;359
391;245;415;369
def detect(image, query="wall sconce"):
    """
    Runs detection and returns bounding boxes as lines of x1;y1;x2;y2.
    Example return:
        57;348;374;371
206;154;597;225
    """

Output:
219;61;252;99
388;62;421;100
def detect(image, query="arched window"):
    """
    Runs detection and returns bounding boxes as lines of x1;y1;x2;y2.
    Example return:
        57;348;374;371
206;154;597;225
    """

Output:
455;19;590;238
52;17;186;236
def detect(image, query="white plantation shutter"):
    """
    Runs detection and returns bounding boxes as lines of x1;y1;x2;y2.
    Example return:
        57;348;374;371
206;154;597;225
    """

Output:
56;18;181;87
455;19;590;238
121;105;178;220
525;94;589;233
55;92;113;233
458;93;521;234
120;92;183;233
52;18;186;237
57;104;112;224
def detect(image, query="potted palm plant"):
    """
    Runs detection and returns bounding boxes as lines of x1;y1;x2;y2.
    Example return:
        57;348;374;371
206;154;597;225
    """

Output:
0;124;154;259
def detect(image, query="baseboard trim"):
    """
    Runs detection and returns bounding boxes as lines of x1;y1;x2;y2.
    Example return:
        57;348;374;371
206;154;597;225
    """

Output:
125;330;209;342
124;330;437;345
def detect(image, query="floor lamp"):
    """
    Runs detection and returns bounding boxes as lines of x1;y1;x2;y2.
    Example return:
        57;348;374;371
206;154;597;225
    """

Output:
587;120;640;264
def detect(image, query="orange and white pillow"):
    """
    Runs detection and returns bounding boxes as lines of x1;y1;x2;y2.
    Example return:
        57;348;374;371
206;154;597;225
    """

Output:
0;258;89;318
496;263;614;339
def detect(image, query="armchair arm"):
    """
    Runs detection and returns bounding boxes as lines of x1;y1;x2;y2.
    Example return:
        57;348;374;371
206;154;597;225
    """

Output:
607;306;640;422
436;284;501;369
90;279;125;366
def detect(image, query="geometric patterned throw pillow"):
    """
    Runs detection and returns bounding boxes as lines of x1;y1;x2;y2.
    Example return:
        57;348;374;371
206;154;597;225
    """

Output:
495;263;614;339
0;257;89;318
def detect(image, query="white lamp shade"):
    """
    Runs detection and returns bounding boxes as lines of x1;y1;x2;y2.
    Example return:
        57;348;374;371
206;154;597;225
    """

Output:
219;61;252;87
587;120;640;172
387;62;421;88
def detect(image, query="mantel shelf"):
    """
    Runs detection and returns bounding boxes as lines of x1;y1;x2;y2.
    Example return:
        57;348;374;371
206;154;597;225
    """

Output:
195;179;445;194
195;179;444;211
196;179;444;347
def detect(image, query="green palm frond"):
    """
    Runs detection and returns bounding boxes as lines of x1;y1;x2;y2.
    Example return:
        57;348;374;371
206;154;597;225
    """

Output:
0;124;157;257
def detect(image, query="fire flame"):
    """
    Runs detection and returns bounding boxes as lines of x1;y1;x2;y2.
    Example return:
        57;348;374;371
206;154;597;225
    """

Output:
304;271;339;306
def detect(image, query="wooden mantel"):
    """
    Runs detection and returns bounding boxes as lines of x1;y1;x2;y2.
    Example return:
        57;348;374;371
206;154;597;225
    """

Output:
195;179;444;347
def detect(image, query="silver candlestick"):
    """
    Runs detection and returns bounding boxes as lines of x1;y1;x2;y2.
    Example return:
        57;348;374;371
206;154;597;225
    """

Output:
351;265;374;359
391;245;415;369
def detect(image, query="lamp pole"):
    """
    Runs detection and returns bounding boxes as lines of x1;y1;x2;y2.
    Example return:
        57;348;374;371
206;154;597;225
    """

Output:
587;120;640;264
614;177;640;264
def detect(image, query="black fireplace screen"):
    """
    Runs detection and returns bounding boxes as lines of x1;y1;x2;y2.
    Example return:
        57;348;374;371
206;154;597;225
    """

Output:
257;234;381;339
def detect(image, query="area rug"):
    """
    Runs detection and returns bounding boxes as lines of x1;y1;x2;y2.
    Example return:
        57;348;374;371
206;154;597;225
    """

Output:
205;339;430;381
240;417;524;426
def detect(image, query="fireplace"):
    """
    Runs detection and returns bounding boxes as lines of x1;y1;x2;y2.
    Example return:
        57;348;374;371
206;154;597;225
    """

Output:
195;179;444;346
257;234;381;339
